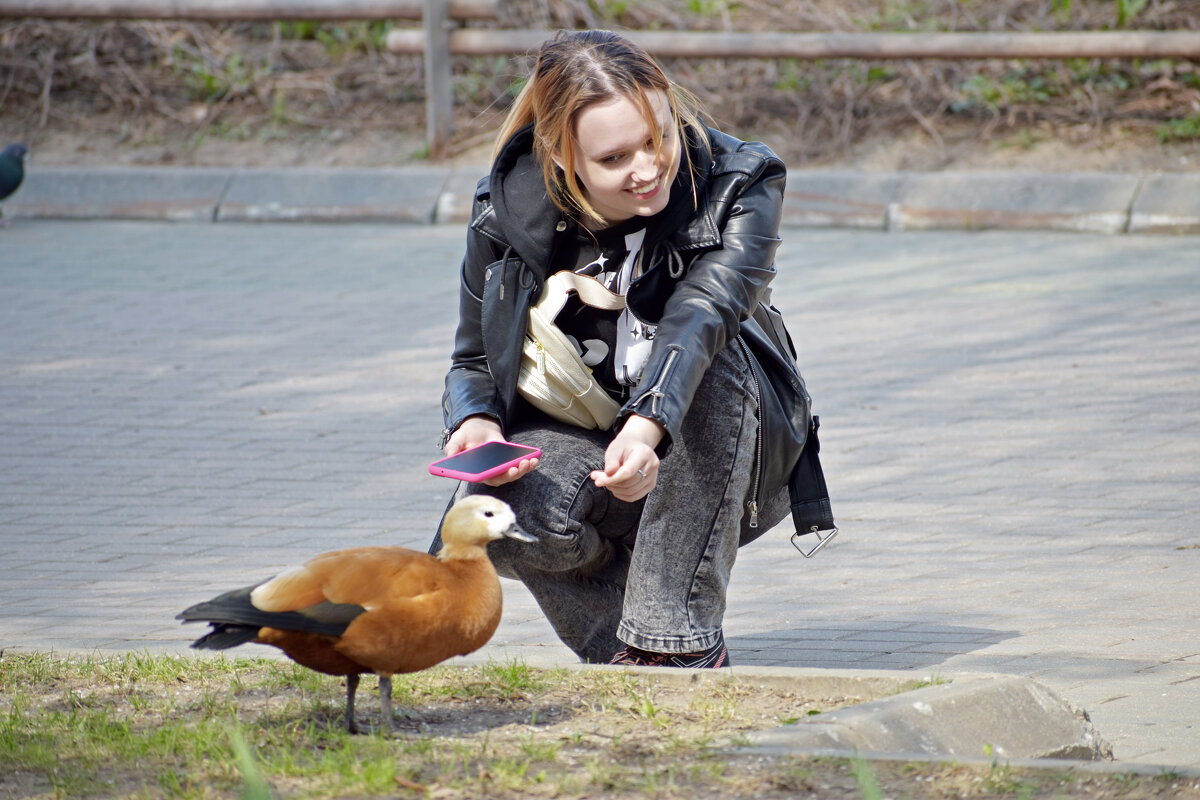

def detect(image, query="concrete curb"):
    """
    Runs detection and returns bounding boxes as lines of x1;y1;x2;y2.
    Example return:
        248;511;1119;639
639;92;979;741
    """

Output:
586;665;1111;763
785;170;1145;233
738;672;1110;762
566;664;1197;773
7;166;1200;233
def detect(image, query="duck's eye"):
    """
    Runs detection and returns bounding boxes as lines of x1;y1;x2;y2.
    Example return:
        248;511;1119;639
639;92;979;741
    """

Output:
483;510;495;518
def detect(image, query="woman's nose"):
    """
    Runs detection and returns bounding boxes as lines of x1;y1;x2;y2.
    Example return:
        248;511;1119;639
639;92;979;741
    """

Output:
631;148;658;182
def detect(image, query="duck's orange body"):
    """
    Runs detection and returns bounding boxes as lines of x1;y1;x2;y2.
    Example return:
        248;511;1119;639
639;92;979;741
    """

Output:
178;495;532;732
252;546;503;676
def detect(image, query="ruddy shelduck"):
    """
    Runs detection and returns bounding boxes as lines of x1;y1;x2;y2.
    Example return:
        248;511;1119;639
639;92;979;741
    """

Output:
177;495;534;732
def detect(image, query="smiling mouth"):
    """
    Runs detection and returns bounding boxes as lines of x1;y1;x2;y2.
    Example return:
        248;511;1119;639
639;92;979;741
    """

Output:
629;175;663;198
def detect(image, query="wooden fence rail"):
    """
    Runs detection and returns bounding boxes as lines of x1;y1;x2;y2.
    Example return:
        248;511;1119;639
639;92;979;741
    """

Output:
388;25;1199;156
3;0;1196;158
386;28;1200;60
0;0;497;21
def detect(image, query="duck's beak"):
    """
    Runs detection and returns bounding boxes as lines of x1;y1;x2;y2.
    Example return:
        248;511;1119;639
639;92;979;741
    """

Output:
503;524;537;544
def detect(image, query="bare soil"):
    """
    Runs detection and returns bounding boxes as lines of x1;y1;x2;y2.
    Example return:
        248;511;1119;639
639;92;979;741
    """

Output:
2;1;1198;175
17;107;1200;175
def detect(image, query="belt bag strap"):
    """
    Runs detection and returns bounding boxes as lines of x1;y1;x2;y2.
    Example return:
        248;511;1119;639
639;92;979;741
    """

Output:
541;270;628;313
789;415;838;558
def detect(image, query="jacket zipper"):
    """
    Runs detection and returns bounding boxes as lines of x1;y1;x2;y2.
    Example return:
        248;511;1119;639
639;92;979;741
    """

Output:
735;336;764;529
627;347;679;418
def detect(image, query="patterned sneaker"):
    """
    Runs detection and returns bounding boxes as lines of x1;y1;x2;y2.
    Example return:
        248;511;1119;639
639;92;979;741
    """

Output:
608;633;731;668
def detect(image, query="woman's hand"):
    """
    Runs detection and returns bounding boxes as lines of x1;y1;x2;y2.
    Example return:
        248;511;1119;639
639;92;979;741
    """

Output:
445;415;539;486
591;415;665;502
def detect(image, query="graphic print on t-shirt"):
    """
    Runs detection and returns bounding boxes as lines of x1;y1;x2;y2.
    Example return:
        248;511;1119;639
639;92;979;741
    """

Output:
557;224;658;399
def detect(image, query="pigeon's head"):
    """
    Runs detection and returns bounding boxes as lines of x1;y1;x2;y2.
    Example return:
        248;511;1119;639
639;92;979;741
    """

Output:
440;495;535;553
1;143;28;164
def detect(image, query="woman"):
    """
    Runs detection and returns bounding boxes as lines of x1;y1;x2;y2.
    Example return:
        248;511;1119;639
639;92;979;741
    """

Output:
439;29;811;667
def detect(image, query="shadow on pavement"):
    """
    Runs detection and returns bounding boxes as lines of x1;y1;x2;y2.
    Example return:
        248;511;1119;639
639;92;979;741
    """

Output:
730;621;1019;670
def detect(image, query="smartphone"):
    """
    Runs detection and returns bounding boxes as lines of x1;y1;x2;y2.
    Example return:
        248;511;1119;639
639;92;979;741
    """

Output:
428;441;541;482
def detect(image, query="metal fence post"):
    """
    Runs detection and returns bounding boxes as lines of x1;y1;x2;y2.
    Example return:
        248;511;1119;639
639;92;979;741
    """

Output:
423;0;453;159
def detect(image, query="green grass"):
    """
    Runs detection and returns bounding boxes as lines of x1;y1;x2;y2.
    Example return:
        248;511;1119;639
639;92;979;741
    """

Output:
274;20;393;56
850;755;885;800
0;652;384;797
1158;114;1200;143
0;651;882;798
3;652;1193;799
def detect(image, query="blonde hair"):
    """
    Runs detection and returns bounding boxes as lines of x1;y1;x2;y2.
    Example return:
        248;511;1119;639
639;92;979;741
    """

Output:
494;29;710;226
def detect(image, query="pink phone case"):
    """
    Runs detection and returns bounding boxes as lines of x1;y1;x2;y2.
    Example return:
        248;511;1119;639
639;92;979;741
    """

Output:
428;441;541;482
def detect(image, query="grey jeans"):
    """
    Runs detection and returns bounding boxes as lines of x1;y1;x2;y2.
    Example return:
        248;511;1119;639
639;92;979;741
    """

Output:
456;344;785;663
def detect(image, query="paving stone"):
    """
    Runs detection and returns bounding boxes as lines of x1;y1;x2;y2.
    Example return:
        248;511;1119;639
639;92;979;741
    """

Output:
1;222;1198;768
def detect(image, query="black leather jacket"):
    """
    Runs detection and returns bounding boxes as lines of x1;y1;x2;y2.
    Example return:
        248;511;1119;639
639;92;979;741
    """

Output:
442;125;811;543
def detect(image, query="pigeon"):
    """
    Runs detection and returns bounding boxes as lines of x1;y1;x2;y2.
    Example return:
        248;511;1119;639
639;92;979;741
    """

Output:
0;143;29;225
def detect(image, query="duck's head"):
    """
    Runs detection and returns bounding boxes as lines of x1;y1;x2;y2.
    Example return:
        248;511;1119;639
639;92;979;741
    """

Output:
440;495;536;554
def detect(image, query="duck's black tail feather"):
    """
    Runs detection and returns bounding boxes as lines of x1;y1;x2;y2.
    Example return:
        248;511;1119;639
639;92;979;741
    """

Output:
191;623;261;650
177;585;366;649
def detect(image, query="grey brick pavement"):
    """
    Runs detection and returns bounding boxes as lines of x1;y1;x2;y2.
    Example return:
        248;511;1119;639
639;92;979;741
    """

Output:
1;221;1198;767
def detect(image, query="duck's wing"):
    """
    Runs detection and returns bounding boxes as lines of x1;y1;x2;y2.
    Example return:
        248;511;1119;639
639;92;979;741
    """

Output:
251;547;443;613
177;585;367;649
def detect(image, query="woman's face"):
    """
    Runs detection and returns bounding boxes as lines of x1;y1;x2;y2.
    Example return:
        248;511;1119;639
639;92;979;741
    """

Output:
567;89;681;226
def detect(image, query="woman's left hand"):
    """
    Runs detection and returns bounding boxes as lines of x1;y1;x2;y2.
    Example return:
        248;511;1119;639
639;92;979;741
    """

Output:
590;415;665;502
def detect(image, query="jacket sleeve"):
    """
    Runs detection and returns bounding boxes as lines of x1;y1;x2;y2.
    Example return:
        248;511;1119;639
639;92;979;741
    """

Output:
441;195;507;438
619;142;786;449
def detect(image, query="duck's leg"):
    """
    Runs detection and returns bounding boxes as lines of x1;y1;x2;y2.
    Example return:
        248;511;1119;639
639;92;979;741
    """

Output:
345;674;361;734
379;674;427;733
378;675;395;731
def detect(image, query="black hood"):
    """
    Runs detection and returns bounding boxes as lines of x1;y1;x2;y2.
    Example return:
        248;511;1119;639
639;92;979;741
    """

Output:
487;125;566;270
488;124;711;272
